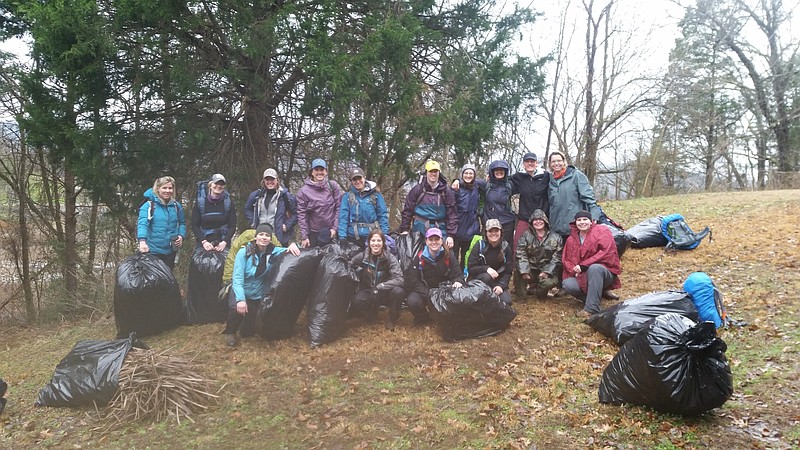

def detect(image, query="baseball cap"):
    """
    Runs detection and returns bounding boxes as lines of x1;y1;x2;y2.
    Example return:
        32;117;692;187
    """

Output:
209;173;226;184
350;167;366;180
424;160;441;172
263;168;278;179
311;158;327;170
523;152;537;162
425;227;443;239
485;219;502;231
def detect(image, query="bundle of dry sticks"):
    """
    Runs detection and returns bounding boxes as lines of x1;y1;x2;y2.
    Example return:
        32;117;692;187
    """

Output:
98;347;221;430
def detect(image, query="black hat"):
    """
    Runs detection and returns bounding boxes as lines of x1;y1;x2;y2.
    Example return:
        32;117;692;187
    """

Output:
255;224;273;236
523;152;537;161
574;210;592;222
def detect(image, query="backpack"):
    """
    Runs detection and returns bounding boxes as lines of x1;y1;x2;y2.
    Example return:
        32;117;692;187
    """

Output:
683;272;727;328
417;248;451;272
660;214;712;250
348;190;379;210
463;239;508;278
196;180;231;217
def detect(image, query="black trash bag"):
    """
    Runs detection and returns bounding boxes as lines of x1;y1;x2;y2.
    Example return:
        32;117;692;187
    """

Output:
587;291;699;345
35;334;148;407
429;279;517;342
185;248;227;325
321;240;362;259
598;313;733;416
597;207;631;257
627;216;668;249
114;253;183;338
307;253;359;347
600;223;632;257
394;232;424;273
0;378;6;414
256;248;324;340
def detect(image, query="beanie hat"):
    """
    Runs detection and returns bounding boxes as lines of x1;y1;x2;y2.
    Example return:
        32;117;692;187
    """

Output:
255;224;273;236
574;210;592;222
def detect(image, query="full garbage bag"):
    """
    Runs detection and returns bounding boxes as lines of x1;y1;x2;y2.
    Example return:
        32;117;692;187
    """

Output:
627;216;668;249
114;253;183;338
429;280;517;342
256;248;323;340
598;313;733;415
600;223;632;257
587;291;699;345
394;232;424;273
35;334;147;407
185;248;227;324
307;252;359;347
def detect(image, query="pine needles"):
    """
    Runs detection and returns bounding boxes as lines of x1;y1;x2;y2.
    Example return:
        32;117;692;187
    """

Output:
97;347;221;431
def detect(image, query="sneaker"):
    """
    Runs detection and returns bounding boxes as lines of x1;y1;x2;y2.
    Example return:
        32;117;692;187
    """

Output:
225;333;237;348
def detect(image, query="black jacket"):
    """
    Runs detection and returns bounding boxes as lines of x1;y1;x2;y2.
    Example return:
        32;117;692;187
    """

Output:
467;239;513;289
404;247;464;295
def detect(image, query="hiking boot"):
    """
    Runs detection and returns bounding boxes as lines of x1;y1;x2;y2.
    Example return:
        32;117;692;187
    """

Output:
575;309;592;320
225;333;238;348
385;317;396;331
602;290;619;300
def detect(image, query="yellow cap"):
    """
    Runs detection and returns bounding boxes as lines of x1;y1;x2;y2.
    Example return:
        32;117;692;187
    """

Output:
424;160;441;172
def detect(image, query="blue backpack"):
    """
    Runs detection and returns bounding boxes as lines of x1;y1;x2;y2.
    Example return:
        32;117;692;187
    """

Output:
660;213;711;250
683;272;727;328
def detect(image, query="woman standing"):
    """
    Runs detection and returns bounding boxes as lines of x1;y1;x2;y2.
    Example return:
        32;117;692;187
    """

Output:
192;173;236;252
349;229;405;330
547;151;601;239
483;160;516;248
453;163;484;269
137;176;186;270
338;167;390;248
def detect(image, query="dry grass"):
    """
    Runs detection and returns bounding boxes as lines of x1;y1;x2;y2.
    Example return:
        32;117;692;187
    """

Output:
0;190;799;449
96;347;221;432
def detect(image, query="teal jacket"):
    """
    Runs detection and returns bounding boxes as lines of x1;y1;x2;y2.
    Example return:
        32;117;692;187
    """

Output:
136;188;186;255
232;244;287;302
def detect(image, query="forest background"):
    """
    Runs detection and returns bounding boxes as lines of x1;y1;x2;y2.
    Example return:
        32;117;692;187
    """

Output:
0;0;799;324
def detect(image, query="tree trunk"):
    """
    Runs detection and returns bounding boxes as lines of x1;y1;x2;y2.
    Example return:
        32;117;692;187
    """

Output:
85;196;99;277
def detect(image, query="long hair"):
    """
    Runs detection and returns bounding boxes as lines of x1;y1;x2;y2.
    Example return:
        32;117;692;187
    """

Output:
366;229;387;256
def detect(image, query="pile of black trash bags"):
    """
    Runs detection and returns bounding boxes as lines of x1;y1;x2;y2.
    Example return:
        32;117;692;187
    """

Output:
114;234;516;347
586;273;733;416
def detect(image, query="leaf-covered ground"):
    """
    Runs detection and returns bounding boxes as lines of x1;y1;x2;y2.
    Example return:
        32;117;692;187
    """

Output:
1;190;799;449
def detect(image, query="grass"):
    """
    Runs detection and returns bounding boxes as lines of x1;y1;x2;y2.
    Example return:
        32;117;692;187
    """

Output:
1;190;800;449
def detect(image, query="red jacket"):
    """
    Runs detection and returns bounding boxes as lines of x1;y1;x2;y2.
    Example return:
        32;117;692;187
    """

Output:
562;222;621;292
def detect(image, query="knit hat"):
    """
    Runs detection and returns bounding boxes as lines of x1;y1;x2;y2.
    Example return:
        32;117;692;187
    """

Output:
574;210;592;222
461;163;476;176
255;224;273;236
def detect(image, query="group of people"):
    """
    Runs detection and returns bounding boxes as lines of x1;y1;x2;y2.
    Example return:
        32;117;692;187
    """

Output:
136;151;623;345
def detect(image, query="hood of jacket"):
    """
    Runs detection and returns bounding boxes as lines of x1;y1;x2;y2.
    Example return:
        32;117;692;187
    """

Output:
528;208;550;228
488;160;510;182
